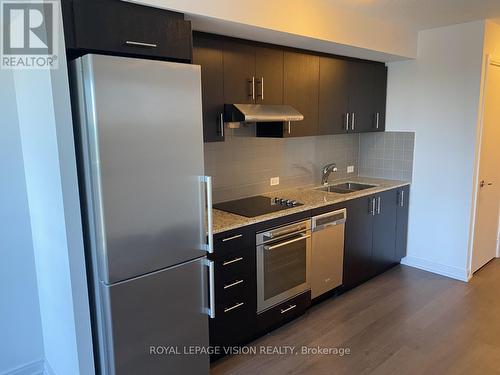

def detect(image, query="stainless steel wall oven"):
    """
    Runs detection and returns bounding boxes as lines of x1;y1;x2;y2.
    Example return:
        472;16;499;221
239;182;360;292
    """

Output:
256;219;311;313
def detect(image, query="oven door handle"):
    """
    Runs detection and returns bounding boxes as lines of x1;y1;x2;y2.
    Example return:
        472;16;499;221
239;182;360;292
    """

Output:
264;234;310;251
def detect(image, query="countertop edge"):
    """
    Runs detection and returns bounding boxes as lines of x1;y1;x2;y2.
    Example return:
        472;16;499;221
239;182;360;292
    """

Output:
212;178;410;235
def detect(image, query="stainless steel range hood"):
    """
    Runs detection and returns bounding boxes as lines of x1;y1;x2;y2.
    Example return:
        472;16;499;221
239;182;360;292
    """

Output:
225;104;304;123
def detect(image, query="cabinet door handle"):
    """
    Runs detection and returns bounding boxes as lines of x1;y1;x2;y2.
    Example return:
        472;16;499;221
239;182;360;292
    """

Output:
280;304;297;314
371;198;376;216
224;279;244;289
287;121;291;135
351;113;355;131
376;196;381;215
204;259;215;319
345;113;350;132
249;77;255;100
224;302;245;313
125;40;157;48
222;257;243;266
219;113;224;137
257;77;264;100
375;113;380;129
400;190;405;207
221;234;242;242
203;176;213;253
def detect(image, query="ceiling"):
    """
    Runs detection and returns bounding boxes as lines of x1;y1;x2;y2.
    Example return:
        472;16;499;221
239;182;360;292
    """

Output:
328;0;500;31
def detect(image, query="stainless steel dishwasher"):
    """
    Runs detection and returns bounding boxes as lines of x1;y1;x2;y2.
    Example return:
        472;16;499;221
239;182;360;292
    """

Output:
311;209;347;298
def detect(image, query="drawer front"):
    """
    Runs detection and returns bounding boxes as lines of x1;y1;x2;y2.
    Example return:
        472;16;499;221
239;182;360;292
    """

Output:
257;290;311;333
72;0;192;61
210;246;257;352
214;226;255;256
218;273;249;300
209;301;256;349
216;274;254;310
216;250;251;281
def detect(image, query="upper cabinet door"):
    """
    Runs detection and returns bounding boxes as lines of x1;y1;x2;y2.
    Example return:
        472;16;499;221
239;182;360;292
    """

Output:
255;47;284;105
372;64;388;132
318;57;350;135
283;51;320;137
193;36;225;142
70;0;192;61
223;41;256;104
348;61;375;133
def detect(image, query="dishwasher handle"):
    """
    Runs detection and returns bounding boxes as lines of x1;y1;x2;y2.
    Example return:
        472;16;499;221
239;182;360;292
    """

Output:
312;209;347;231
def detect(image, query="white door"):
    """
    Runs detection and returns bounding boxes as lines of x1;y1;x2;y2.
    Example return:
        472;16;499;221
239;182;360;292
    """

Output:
472;60;500;273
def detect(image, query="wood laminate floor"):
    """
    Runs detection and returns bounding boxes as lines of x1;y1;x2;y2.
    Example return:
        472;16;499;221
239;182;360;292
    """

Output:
211;260;500;375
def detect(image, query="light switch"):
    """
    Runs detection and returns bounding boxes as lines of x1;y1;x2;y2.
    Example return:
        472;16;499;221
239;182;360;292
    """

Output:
270;177;280;186
347;165;355;173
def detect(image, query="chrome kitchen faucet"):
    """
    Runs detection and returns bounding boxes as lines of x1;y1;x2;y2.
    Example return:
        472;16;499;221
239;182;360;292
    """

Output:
321;163;338;185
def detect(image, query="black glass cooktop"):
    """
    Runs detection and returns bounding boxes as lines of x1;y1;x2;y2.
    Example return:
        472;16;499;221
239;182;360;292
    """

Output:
213;195;303;218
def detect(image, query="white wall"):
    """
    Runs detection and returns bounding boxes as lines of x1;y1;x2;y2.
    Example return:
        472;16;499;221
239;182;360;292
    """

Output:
131;0;418;61
12;11;95;374
0;8;95;375
0;69;45;375
386;21;486;280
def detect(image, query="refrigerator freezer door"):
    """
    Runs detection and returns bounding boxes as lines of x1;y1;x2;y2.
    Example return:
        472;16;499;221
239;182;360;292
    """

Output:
101;257;210;375
75;54;207;283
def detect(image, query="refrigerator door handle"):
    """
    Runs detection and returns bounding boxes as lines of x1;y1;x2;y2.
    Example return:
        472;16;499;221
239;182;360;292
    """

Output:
204;259;216;318
203;176;214;253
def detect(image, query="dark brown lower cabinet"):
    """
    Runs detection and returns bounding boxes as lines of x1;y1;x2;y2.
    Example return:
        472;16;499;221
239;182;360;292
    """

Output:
343;195;374;289
256;291;311;334
371;189;398;277
343;187;404;289
209;186;409;361
209;228;257;360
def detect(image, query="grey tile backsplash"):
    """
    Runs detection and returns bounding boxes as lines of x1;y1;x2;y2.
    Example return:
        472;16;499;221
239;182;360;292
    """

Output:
204;126;414;203
358;132;414;181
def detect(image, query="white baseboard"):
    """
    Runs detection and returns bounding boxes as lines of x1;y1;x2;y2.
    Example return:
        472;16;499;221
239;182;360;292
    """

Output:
1;360;44;375
401;256;470;282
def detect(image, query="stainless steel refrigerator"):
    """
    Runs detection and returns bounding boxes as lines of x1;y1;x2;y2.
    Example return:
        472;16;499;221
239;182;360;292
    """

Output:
70;54;214;375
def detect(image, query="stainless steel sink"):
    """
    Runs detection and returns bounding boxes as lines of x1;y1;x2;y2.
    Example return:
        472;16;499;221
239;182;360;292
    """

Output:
315;182;377;194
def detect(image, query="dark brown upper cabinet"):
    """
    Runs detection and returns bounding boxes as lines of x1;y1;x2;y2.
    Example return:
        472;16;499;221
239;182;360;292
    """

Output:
192;33;387;141
192;36;225;142
222;43;283;106
372;64;388;132
347;61;376;133
255;47;284;105
318;56;350;135
62;0;192;62
283;51;320;137
222;41;256;104
347;61;387;133
319;58;387;135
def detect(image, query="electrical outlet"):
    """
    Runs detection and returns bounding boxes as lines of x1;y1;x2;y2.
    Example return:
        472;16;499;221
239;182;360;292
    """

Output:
347;165;355;173
270;177;280;186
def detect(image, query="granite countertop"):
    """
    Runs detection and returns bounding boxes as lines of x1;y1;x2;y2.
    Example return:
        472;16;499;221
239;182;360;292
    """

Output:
212;177;410;234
